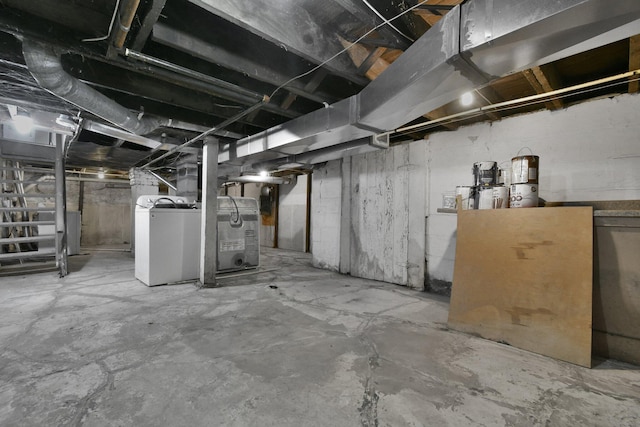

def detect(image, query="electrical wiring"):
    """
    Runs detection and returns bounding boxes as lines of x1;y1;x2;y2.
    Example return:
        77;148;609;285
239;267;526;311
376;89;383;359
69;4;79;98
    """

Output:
226;195;241;225
82;0;121;42
361;0;415;42
269;0;432;100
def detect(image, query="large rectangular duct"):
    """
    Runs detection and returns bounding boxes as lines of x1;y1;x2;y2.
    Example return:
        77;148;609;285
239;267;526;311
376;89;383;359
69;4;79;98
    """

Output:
220;0;640;167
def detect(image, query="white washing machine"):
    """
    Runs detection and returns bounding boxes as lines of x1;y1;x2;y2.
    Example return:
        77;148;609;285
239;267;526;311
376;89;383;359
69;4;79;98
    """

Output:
135;196;201;286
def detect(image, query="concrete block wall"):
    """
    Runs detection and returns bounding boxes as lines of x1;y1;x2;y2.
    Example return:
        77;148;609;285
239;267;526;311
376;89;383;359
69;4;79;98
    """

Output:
311;160;342;271
82;181;132;246
426;93;640;290
311;141;428;289
278;174;308;252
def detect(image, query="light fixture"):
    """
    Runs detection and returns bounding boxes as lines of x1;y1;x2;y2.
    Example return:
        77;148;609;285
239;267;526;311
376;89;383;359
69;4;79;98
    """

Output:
460;91;474;107
97;170;106;179
13;111;34;135
259;170;268;177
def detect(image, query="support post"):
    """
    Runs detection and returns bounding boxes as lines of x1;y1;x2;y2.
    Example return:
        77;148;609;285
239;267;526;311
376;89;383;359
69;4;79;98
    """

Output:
199;136;218;287
55;134;68;276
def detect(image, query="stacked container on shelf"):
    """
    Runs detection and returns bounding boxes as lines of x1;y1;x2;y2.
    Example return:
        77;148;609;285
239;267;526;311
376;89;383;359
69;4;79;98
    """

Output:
510;154;539;208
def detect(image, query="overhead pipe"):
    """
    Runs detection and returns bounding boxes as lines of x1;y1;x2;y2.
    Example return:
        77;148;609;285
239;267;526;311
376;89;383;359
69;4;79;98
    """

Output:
140;98;268;169
123;48;298;119
220;0;640;166
395;68;640;135
22;39;166;135
112;0;141;49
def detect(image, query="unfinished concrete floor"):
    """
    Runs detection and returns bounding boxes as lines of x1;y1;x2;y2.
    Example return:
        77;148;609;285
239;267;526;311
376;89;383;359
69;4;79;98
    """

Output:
1;248;639;426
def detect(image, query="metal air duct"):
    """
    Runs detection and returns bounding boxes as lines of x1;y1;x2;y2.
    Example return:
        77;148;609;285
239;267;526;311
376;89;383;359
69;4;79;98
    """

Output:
22;39;166;135
220;0;640;167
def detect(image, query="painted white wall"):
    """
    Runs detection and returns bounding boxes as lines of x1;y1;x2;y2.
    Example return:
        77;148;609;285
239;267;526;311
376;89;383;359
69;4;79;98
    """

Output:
427;93;640;285
311;160;342;270
278;174;308;251
345;141;428;288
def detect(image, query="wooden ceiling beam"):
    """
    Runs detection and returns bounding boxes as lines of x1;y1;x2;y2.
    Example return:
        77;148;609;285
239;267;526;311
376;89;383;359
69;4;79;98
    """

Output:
629;35;640;93
522;65;564;110
131;0;168;51
412;0;463;28
340;38;391;81
424;110;458;131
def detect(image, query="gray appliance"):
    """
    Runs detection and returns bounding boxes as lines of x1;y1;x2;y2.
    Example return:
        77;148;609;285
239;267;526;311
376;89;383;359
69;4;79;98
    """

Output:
217;196;260;272
134;195;259;286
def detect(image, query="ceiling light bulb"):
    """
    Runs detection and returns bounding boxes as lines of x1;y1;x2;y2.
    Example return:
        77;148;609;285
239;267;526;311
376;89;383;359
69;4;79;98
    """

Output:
97;171;106;179
259;170;268;177
460;92;474;107
13;115;34;134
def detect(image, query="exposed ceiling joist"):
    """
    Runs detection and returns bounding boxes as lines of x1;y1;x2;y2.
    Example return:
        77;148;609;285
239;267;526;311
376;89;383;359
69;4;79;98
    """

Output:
522;66;564;110
629;35;640;93
151;23;336;105
330;0;410;49
131;0;168;51
186;0;369;86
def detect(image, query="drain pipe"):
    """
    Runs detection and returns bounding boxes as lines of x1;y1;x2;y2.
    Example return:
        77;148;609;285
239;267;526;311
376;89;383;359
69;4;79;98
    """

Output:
22;39;166;135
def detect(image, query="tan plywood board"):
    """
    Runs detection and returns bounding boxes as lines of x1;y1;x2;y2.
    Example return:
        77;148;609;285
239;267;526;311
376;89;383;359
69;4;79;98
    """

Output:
448;207;593;367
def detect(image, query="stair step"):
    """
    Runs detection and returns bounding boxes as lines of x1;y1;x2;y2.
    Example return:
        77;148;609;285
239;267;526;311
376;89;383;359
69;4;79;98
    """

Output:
0;207;55;212
0;167;53;174
0;180;52;185
0;248;56;261
0;221;56;227
0;193;55;198
1;235;56;244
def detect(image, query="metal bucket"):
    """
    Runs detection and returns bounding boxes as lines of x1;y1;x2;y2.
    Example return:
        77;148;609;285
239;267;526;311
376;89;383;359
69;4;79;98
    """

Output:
476;185;509;209
511;155;539;184
510;184;539;208
455;186;475;210
473;161;498;186
492;185;509;209
475;185;493;210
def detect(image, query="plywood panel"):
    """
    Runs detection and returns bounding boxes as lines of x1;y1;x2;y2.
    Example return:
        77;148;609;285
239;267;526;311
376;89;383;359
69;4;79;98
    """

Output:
448;207;593;367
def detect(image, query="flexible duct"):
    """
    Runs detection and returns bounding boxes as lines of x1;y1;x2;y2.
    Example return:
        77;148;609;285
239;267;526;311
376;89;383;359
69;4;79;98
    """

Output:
22;39;165;135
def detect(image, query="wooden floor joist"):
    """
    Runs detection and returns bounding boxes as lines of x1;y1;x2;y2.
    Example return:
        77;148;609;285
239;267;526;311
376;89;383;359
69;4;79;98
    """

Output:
522;65;564;110
629;35;640;93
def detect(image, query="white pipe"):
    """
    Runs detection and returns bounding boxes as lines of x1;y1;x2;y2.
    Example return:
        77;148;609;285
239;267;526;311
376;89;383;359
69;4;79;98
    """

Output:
395;69;640;134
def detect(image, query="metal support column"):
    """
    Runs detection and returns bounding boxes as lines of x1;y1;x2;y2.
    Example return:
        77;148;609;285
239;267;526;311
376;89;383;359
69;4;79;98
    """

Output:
55;133;68;276
199;136;218;287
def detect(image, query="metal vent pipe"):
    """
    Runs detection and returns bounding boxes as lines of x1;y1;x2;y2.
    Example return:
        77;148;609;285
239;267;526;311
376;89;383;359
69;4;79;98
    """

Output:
22;39;166;135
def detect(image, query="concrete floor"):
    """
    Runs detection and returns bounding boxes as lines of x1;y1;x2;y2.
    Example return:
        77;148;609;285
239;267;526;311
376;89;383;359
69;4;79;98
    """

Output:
1;248;639;427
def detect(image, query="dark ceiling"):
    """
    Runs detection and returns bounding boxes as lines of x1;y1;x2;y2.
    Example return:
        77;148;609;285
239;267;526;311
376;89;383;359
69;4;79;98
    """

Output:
0;0;639;174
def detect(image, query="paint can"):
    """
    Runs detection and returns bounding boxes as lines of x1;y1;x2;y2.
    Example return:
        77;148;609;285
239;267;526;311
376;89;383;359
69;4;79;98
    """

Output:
472;161;498;186
511;155;539;184
475;185;509;209
492;185;509;209
510;184;539;208
455;186;475;210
